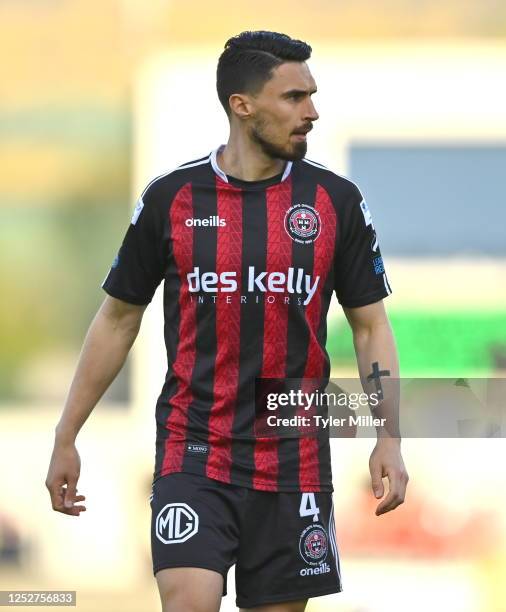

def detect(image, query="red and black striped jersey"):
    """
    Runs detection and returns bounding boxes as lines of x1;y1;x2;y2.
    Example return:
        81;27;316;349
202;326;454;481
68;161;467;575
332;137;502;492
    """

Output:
101;144;392;492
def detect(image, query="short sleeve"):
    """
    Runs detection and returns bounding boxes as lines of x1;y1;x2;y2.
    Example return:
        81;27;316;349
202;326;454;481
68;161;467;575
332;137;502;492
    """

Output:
334;184;392;308
101;183;167;305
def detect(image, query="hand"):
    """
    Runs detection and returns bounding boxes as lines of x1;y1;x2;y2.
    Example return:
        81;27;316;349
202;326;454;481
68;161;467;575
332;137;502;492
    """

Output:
369;438;408;516
45;441;86;516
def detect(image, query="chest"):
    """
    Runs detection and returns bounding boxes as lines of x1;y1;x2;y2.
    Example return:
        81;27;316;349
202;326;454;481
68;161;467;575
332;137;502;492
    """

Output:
169;183;337;283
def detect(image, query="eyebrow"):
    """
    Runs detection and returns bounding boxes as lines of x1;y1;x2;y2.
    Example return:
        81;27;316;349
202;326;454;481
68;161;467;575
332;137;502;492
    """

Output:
281;87;318;98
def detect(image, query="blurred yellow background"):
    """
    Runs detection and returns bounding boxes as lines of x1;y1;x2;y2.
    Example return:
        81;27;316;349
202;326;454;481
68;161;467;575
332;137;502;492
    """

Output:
1;1;505;611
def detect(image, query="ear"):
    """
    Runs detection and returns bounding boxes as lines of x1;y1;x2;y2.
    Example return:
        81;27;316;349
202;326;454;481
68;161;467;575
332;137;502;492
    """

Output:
228;93;254;119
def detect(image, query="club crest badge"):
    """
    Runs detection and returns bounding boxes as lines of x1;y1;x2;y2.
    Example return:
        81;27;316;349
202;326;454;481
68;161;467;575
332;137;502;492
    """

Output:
284;204;321;244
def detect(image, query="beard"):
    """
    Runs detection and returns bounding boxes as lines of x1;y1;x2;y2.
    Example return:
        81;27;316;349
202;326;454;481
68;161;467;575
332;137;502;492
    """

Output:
249;118;307;162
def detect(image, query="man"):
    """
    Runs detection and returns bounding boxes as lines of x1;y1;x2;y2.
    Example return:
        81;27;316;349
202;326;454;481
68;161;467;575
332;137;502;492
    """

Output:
46;30;408;612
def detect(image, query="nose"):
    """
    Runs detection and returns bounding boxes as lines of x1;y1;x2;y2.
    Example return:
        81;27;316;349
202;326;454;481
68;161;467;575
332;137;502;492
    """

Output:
304;98;319;122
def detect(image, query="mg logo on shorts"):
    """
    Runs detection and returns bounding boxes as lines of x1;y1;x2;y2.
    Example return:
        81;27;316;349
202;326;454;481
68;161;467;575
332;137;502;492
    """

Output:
155;503;199;544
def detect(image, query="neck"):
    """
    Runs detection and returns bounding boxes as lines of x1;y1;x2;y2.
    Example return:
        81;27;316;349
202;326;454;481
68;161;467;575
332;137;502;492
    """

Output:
217;130;286;182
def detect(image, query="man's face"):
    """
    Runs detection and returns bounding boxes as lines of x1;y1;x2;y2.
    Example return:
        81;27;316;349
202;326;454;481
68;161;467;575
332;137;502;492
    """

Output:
246;61;319;161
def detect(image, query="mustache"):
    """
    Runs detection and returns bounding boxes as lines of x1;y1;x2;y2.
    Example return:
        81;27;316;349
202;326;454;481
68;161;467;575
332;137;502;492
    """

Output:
292;125;313;135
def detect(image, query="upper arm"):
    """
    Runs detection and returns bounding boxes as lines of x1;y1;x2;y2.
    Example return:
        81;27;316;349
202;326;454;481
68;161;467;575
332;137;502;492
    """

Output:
342;299;389;334
99;295;147;334
334;183;392;308
101;180;169;306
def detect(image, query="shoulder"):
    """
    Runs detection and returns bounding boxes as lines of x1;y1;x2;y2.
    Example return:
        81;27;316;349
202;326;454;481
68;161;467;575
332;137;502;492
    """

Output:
140;152;212;203
127;153;211;226
300;157;363;204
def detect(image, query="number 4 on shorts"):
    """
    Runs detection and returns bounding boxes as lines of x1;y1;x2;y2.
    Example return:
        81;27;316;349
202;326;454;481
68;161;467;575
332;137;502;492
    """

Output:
299;492;320;522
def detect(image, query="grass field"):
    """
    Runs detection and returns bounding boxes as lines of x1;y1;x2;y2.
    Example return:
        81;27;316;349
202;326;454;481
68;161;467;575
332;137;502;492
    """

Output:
328;258;506;377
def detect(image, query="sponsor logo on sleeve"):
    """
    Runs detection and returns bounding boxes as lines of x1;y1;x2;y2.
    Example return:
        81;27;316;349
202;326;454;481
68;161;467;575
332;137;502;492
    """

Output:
373;256;385;275
359;199;375;229
131;198;144;225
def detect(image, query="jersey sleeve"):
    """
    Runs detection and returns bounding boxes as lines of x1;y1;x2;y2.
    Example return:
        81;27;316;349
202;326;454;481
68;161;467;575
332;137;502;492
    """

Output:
334;183;392;308
101;182;168;305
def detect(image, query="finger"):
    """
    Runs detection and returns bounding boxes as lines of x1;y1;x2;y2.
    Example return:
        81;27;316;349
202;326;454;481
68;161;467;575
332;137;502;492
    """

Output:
376;494;402;516
376;470;399;514
48;481;86;515
64;479;78;508
63;504;87;517
370;463;384;499
59;495;87;516
392;473;409;510
376;471;404;515
64;494;86;506
47;481;66;512
57;507;86;517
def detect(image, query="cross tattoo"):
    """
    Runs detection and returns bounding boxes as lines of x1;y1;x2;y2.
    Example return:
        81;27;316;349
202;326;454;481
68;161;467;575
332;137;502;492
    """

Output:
366;361;391;401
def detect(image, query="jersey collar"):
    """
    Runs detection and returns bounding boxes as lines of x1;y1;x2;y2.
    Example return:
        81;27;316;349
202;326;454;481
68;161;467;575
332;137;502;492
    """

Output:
210;144;293;184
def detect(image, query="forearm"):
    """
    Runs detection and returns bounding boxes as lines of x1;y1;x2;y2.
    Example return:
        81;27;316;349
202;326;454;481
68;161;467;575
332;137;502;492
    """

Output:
55;302;141;444
352;319;400;439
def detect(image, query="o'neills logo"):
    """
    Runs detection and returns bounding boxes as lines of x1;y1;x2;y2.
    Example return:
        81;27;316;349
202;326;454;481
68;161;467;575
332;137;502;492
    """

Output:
186;266;320;306
185;216;226;227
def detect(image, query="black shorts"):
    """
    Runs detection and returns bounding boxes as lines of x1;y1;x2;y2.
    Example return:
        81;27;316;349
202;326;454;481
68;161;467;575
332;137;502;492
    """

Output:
150;471;342;608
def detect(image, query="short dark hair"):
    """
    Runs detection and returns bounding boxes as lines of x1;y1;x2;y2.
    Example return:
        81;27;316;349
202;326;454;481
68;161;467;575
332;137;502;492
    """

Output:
216;30;312;118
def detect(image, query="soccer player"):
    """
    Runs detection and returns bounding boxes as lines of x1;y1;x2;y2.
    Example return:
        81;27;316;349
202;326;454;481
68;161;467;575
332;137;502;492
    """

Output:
46;30;408;612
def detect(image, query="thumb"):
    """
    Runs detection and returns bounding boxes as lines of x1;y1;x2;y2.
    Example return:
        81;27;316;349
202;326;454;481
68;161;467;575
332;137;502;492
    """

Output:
64;479;77;508
370;468;384;499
